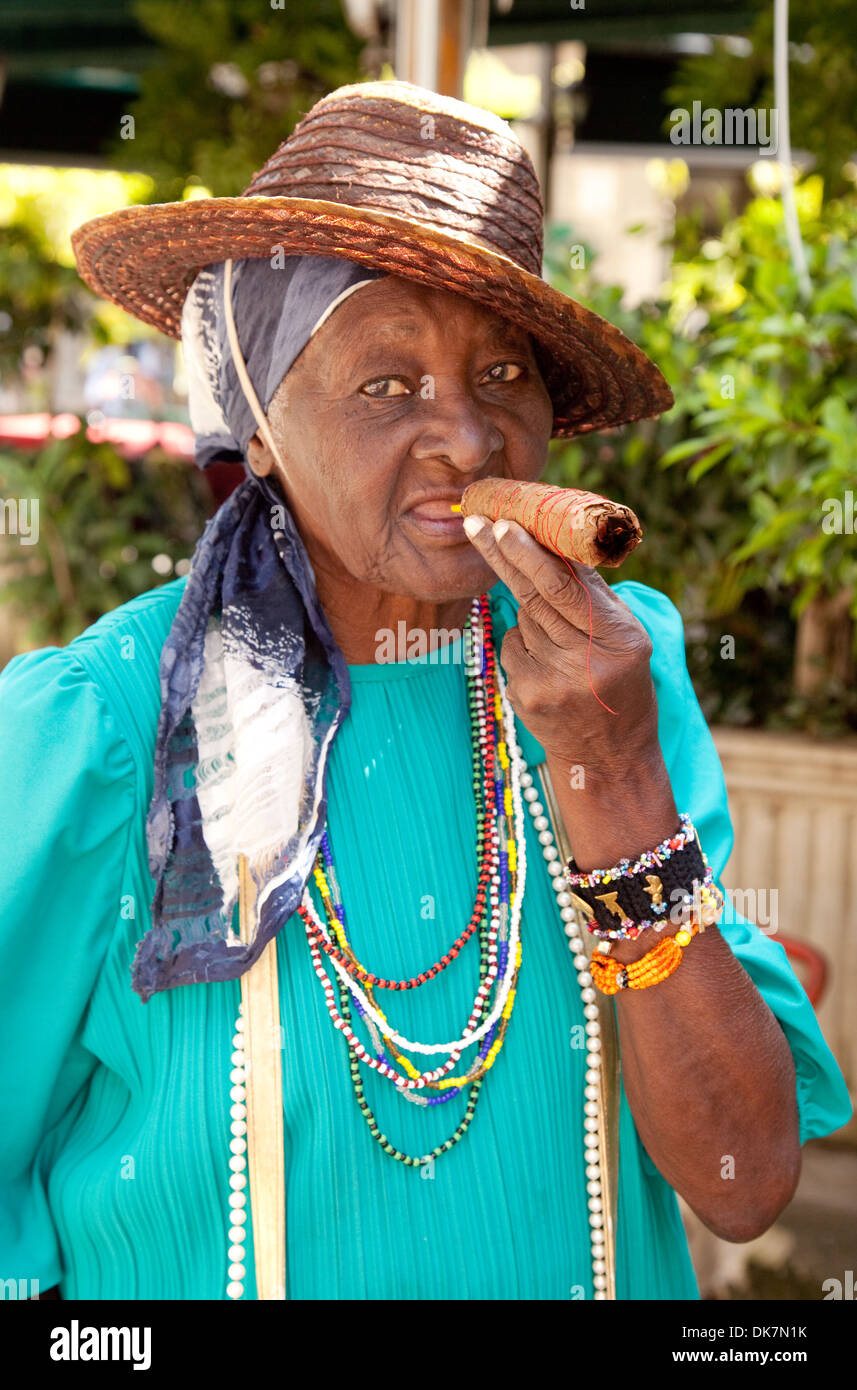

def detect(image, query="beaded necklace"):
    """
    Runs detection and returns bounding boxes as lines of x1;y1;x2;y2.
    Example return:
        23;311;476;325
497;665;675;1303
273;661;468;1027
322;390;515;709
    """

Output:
299;594;524;1090
225;592;610;1299
321;844;492;1164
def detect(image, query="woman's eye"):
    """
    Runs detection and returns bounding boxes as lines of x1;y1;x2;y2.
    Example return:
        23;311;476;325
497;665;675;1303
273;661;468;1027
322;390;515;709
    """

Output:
483;362;525;383
360;377;412;398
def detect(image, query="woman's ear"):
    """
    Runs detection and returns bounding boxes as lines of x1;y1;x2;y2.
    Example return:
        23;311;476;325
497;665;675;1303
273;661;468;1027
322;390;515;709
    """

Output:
247;433;275;477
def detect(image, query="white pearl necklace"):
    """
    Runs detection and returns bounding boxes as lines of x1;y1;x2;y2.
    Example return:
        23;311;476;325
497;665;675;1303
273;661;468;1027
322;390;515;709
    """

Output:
519;763;609;1299
225;1006;249;1300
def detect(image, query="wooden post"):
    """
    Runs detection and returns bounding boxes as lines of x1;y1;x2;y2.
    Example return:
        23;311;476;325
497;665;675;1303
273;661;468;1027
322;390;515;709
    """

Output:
793;590;854;698
394;0;475;98
438;0;468;98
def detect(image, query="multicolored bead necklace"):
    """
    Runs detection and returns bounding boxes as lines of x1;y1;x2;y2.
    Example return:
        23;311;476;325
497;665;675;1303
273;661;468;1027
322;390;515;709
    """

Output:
299;593;525;1115
225;592;611;1299
316;845;493;1164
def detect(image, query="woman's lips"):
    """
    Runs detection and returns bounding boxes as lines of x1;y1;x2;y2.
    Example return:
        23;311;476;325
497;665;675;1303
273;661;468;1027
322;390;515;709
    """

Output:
404;499;467;539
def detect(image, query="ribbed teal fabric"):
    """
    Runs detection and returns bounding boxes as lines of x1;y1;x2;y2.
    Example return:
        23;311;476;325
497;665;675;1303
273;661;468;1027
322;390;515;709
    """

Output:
0;576;850;1300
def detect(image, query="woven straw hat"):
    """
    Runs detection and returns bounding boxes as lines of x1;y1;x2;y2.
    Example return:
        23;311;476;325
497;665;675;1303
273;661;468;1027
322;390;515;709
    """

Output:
72;79;673;438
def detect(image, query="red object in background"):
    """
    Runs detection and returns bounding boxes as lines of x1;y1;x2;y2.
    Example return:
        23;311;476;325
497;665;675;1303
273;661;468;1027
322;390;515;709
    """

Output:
0;413;244;506
0;412;195;459
779;937;828;1008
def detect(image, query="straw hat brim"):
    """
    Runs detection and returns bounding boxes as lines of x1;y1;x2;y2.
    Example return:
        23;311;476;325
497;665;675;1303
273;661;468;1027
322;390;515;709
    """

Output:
71;194;674;439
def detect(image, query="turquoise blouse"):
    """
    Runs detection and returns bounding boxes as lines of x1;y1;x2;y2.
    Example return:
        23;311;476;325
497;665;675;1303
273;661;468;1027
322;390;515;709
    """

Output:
0;576;850;1300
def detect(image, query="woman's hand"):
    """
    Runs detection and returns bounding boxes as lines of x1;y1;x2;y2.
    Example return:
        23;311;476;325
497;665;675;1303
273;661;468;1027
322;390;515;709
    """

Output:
464;514;660;778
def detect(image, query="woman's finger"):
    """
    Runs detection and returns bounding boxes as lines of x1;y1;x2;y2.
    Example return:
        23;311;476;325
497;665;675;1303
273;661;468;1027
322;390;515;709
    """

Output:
465;515;578;645
464;515;619;640
515;601;571;659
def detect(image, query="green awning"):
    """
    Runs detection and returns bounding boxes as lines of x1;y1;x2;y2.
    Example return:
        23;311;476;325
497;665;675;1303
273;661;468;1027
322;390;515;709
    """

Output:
488;0;757;46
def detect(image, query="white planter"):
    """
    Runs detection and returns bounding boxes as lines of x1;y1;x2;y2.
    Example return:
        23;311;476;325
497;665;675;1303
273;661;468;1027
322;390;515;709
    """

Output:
713;726;857;1137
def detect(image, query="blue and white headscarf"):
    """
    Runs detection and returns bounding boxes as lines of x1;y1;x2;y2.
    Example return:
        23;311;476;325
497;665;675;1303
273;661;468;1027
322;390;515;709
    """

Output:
132;254;387;1002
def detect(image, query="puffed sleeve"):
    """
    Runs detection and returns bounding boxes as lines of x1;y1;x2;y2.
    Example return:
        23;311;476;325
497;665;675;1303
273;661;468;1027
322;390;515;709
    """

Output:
614;580;853;1144
0;646;136;1290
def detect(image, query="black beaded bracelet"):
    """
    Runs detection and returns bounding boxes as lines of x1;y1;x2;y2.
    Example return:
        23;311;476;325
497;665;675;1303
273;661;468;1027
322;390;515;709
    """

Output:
563;812;716;942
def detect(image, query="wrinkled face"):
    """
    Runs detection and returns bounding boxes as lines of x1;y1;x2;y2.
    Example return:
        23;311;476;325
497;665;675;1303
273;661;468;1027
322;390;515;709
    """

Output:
247;275;554;602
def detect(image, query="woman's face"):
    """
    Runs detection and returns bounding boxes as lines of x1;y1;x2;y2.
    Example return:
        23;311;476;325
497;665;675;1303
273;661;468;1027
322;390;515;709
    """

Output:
247;275;554;602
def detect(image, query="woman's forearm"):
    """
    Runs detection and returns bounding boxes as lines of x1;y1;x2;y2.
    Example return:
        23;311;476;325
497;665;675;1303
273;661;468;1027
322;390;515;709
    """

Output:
611;928;800;1242
546;747;802;1243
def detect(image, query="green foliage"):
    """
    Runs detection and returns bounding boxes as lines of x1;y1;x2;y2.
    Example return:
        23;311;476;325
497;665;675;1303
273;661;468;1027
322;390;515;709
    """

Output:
659;178;857;620
0;165;160;386
0;426;213;647
543;177;857;734
112;0;366;199
0;223;87;383
666;0;857;197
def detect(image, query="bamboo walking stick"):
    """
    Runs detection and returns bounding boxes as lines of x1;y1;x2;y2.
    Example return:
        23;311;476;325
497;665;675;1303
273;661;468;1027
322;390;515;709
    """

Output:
238;854;286;1300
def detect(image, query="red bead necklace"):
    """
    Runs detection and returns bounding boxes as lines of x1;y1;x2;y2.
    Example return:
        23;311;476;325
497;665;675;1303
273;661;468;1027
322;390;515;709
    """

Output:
297;594;499;991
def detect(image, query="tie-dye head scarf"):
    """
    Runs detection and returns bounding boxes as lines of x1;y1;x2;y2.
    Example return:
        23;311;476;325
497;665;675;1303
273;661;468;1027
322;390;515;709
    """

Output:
133;254;387;1002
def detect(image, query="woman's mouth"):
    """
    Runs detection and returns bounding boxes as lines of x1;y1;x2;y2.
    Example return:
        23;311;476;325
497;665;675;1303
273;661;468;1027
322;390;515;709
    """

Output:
403;498;468;541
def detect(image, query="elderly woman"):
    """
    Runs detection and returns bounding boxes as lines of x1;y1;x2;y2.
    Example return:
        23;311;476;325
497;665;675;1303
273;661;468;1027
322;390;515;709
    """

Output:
0;81;849;1303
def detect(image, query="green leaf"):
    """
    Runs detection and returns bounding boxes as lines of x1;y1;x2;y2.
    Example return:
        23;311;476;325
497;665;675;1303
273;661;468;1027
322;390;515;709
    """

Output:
659;437;713;465
688;440;734;481
733;509;809;561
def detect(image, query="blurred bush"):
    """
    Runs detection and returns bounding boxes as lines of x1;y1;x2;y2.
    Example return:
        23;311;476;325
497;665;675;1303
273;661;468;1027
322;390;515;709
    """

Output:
0;223;86;381
0;164;157;390
666;0;857;199
112;0;366;200
544;174;857;736
0;425;213;648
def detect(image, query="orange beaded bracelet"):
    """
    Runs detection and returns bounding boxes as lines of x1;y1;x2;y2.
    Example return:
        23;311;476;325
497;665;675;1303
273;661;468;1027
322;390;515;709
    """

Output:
590;921;702;995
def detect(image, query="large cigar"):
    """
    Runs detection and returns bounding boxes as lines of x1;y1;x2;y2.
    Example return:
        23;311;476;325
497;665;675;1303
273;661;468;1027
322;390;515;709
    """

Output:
458;478;642;568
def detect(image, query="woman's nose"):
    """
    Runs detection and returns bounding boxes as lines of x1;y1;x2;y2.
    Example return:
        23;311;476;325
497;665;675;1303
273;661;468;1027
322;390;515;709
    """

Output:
409;388;505;473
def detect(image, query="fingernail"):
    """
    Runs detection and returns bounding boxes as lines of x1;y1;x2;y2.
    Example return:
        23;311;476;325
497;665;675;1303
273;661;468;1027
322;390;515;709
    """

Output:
463;515;486;538
492;519;510;541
